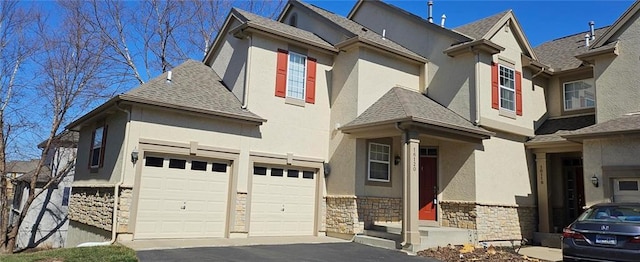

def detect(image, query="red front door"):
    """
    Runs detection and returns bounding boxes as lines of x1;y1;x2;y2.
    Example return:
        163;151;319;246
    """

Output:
419;156;437;220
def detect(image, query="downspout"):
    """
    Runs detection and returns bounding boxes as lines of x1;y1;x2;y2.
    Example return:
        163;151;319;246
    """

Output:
242;35;253;109
474;51;481;125
531;67;545;79
77;102;131;247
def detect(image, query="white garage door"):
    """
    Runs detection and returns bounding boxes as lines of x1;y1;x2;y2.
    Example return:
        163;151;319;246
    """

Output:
135;155;230;239
250;166;316;236
613;178;640;203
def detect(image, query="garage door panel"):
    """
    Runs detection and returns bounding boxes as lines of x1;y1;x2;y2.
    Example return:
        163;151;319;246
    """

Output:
135;155;230;239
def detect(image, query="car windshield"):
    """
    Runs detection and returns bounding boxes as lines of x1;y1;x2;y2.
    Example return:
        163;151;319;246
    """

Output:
578;205;640;223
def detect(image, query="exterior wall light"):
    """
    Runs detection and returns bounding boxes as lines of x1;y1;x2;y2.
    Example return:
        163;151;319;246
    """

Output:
394;155;401;165
131;148;139;164
591;174;599;187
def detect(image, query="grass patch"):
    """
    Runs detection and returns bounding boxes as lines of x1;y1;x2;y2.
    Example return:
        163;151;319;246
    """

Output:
0;245;138;262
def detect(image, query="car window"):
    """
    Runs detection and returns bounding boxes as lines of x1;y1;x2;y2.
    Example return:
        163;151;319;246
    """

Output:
579;206;640;223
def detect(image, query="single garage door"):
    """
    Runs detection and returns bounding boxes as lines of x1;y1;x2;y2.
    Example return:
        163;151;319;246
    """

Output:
613;178;640;203
135;155;230;239
250;166;316;236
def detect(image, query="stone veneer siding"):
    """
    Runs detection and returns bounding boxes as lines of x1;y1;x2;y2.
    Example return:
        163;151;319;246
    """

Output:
440;201;537;241
68;187;114;231
233;192;248;233
69;186;132;233
325;196;362;235
356;197;402;228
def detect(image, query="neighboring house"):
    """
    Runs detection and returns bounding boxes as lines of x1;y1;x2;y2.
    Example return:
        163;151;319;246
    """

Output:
64;0;640;252
11;131;78;249
6;160;41;202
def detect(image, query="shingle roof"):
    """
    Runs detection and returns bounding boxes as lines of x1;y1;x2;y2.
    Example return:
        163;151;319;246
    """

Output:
528;115;595;143
15;165;52;183
294;1;425;61
533;26;610;71
122;60;265;123
6;159;40;174
564;113;640;138
454;10;509;40
232;8;335;51
341;87;492;137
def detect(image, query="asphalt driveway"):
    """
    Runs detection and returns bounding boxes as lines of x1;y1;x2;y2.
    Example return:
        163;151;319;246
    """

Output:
137;242;438;262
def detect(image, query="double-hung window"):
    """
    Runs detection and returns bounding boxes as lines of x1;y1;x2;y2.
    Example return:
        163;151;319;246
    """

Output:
368;142;390;182
89;125;107;168
287;52;306;100
564;79;595;111
499;65;516;111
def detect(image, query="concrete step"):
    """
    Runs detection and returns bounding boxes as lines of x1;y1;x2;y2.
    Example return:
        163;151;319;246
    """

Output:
363;229;401;242
354;235;399;250
419;228;477;249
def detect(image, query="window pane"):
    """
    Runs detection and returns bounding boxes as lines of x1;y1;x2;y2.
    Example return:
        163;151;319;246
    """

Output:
500;88;515;111
145;157;164;167
564;79;595;110
93;127;103;148
169;159;186;169
253;166;267;175
370;162;389;181
271;168;284;177
287;169;299;178
619;181;639;191
212;163;227;172
303;171;314;179
191;160;207;171
62;187;71;206
91;148;101;167
287;52;306;100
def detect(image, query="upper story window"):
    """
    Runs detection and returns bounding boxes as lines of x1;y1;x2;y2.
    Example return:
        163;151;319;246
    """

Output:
89;125;107;168
499;65;516;111
564;79;595;111
368;142;390;182
275;49;316;104
491;61;522;116
289;13;297;27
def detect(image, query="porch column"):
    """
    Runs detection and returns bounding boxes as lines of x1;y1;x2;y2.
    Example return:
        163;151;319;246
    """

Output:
535;152;552;233
402;131;421;249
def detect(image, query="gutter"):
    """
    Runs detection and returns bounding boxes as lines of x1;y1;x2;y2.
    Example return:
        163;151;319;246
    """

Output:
242;35;253;109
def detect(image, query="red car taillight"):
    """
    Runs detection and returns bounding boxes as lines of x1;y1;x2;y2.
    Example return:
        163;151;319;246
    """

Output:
563;227;585;240
629;236;640;243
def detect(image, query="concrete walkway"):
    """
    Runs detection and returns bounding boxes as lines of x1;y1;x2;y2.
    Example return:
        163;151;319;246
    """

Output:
518;246;562;262
122;235;348;251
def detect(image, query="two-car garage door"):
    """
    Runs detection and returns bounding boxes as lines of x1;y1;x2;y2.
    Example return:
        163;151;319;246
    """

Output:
135;155;230;239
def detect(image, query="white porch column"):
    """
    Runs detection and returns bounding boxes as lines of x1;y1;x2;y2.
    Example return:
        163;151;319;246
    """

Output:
402;131;421;249
535;152;552;233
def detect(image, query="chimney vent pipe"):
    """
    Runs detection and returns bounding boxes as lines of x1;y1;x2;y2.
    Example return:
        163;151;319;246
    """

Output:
585;34;590;47
428;1;433;23
589;21;595;41
440;14;446;27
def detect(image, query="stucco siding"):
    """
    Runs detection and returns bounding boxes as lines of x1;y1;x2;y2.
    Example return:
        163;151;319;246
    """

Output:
438;139;477;202
355;137;403;198
475;134;535;206
595;12;640;122
74;111;127;186
357;48;421;115
211;18;248;104
583;136;640;206
282;7;346;45
328;47;360;196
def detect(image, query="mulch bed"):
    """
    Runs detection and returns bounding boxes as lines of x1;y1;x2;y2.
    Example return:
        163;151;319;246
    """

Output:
417;244;550;262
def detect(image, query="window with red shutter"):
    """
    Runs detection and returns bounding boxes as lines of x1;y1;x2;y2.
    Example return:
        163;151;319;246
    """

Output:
274;49;317;104
491;62;499;109
275;49;288;98
305;58;316;104
515;71;522;116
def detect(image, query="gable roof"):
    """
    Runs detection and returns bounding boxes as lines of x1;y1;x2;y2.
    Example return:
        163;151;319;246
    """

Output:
528;115;595;144
231;8;336;52
590;1;640;49
340;87;492;138
68;60;265;130
6;159;40;174
285;0;426;63
454;10;510;40
563;113;640;139
534;26;610;71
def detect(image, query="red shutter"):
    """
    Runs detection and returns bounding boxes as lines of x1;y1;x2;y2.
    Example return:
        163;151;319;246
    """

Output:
88;129;96;169
275;49;288;98
99;125;108;168
515;71;522;116
491;62;499;109
305;57;317;104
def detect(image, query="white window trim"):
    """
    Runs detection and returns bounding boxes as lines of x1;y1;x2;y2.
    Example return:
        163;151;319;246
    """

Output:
285;51;307;101
499;64;516;112
563;79;595;111
368;142;391;182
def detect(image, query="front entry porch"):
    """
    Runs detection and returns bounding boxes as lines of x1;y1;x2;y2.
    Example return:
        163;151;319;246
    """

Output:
354;222;477;251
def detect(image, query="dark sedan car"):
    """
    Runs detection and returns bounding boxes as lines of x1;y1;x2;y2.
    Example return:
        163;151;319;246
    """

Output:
562;203;640;262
